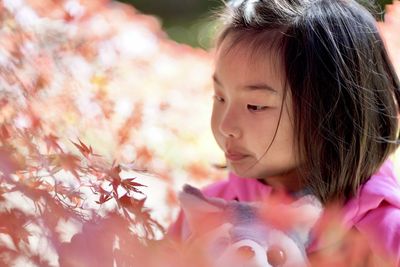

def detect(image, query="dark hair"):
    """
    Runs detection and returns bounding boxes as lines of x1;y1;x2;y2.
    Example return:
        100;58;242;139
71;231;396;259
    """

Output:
214;0;400;204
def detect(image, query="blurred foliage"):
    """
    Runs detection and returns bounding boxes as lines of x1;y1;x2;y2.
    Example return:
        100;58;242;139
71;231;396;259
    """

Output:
118;0;395;49
0;0;225;265
117;0;221;49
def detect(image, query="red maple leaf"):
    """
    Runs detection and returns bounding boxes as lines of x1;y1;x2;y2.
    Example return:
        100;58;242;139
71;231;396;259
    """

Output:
186;162;210;181
117;103;143;145
118;195;147;219
71;139;99;158
0;187;6;202
118;195;164;238
0;124;11;140
135;146;153;166
44;134;63;152
120;178;146;195
107;164;122;199
0;145;23;177
0;210;32;247
106;165;146;198
55;183;83;207
95;186;112;205
50;153;81;179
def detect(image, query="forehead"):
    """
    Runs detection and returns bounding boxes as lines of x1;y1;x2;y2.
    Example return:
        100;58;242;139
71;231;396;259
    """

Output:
214;34;285;85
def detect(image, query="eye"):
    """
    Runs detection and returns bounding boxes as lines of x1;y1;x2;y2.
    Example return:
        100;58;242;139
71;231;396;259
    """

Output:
247;104;268;112
266;245;287;267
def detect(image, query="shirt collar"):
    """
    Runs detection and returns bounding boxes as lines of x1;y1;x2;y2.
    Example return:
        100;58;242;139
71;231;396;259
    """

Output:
226;172;272;201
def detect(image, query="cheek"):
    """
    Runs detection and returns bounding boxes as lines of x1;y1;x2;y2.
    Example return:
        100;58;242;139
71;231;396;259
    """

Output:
211;105;221;136
250;114;297;164
247;115;280;148
276;113;296;147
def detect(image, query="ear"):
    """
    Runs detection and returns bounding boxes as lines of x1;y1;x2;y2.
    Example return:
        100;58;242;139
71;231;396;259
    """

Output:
178;184;227;232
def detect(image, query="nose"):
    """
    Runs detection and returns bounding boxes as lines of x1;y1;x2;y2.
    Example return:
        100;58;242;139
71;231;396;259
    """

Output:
218;107;241;138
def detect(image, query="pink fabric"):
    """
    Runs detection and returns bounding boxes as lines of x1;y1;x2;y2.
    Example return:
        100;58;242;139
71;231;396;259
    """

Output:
202;172;272;201
167;173;272;241
341;159;400;264
168;160;400;264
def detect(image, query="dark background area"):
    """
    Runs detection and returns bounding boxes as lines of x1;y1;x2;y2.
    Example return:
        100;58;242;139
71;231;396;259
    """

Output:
117;0;393;49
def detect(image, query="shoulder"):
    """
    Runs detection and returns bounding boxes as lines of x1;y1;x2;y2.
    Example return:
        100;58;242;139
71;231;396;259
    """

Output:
340;159;400;263
349;159;400;264
355;202;400;265
343;159;400;225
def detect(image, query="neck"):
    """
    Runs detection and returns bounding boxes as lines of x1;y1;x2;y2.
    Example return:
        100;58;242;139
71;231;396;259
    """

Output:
259;169;305;194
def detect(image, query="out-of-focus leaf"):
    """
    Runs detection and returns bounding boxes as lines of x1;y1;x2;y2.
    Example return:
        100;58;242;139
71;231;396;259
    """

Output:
0;210;32;248
121;177;146;193
71;139;99;159
117;103;143;145
44;134;63;153
50;153;82;179
0;124;11;140
95;186;113;205
0;145;23;177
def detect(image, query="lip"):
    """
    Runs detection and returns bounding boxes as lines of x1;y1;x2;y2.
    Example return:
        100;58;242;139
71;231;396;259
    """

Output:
225;151;249;161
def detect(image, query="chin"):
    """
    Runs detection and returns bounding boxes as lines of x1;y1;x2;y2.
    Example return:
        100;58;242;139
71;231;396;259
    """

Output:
229;163;297;180
228;164;262;179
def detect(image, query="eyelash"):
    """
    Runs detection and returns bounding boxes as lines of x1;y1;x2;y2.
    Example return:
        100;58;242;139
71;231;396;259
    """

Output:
247;104;269;112
213;95;269;112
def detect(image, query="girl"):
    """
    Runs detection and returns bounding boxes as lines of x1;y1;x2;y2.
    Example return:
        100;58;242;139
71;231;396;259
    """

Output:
169;0;400;265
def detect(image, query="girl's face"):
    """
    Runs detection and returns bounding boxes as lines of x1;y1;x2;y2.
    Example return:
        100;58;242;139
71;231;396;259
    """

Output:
211;38;302;190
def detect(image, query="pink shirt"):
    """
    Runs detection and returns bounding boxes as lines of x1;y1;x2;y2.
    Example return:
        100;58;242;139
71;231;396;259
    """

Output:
168;159;400;264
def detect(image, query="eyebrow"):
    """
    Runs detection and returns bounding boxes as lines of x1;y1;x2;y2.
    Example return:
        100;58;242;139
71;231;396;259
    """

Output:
212;74;277;93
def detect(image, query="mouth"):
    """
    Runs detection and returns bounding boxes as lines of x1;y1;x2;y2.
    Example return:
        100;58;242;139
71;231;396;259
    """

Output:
225;151;249;162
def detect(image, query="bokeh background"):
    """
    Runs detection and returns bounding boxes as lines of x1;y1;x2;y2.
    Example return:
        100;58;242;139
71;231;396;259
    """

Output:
120;0;394;48
119;0;222;49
